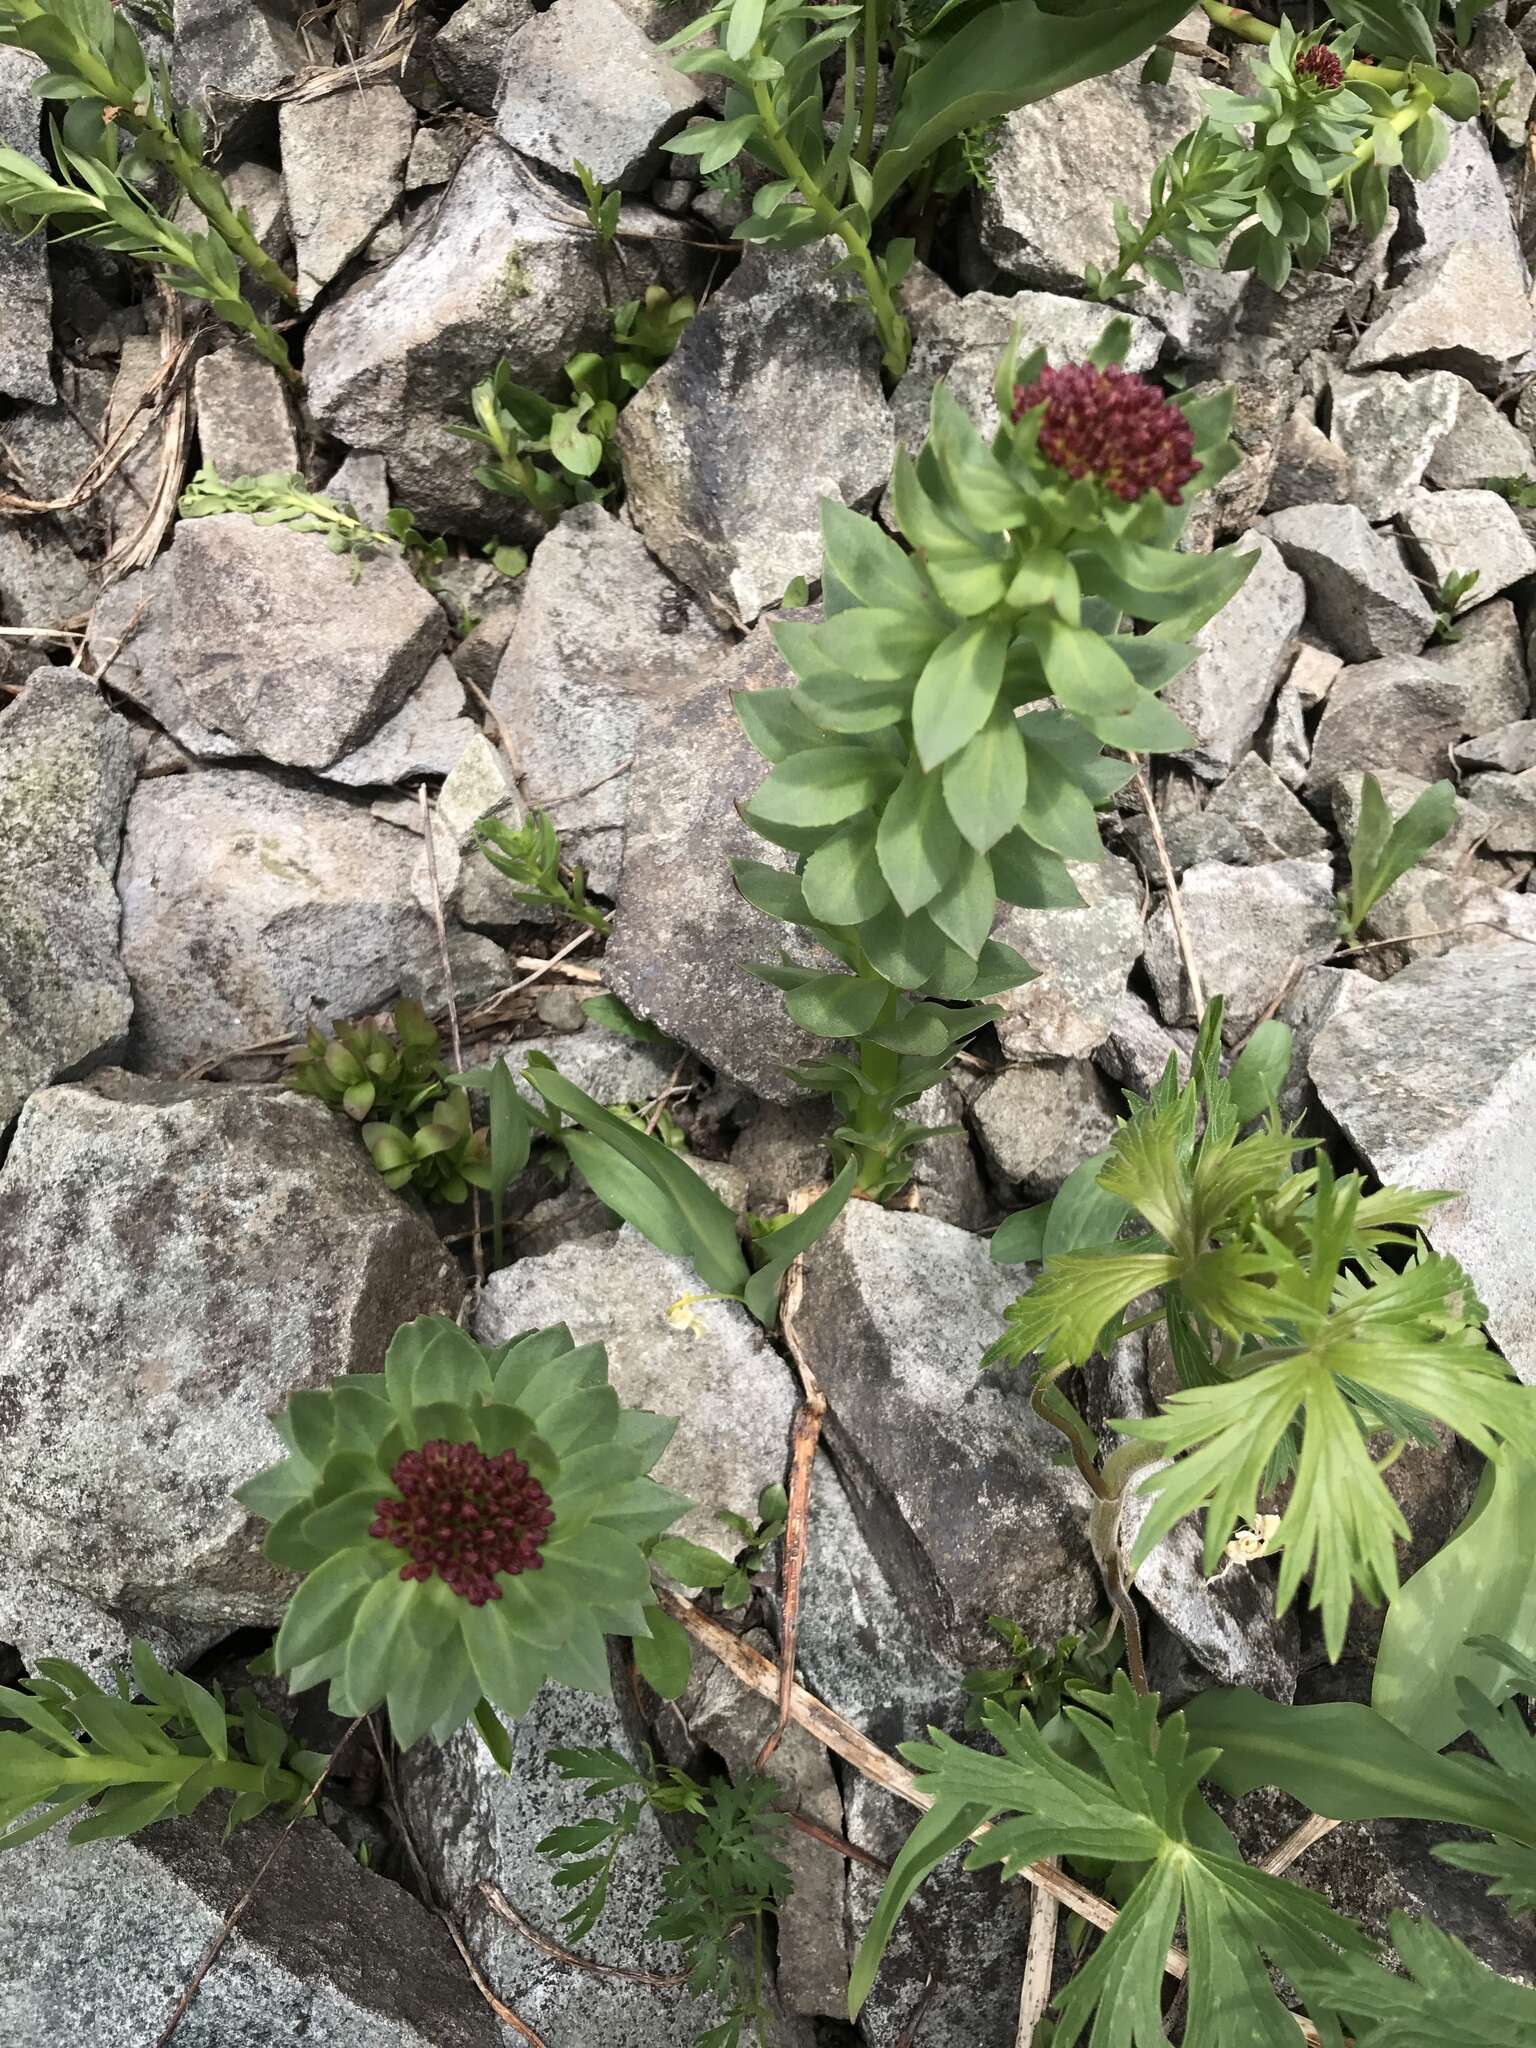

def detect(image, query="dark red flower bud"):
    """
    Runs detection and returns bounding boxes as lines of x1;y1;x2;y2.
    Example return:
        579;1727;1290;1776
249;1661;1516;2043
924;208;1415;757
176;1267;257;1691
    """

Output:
1010;362;1200;506
1296;44;1344;90
370;1438;555;1605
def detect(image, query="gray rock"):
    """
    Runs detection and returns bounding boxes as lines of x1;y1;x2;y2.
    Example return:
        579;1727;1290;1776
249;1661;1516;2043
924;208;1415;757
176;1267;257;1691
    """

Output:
730;1101;833;1211
1260;673;1310;790
1097;988;1192;1095
1272;961;1377;1126
797;1202;1099;1659
319;655;478;787
844;1772;1028;2048
1395;118;1528;286
1424;376;1533;490
452;599;521;694
279;82;416;307
167;515;447;769
1424;593;1530;709
1311;945;1536;1383
0;672;136;1128
0;50;54;405
191;345;299;477
325;449;393;530
0;1071;460;1622
495;0;702;189
682;1631;849;2016
0;361;111;558
1129;752;1330;871
1467;12;1536;151
482;1026;678;1109
1457;717;1536;772
172;0;309;114
1330;769;1490;878
1399;487;1536;610
1308;641;1527;793
903;1077;992;1231
615;245;893;628
85;559;237;760
886;286;1161;473
406;119;474;192
1264;403;1353;512
1123;1481;1299;1699
971;1058;1119;1198
1287;641;1344;708
400;1683;720;2048
1164;530;1306;777
432;0;532;112
1263;502;1434;662
117;769;509;1074
1180;368;1296;546
477;1227;798;1557
1326;367;1459;522
0;1805;496;2048
1349;242;1535;388
0;510;95;626
1144;857;1337;1038
0;1563;219;1688
604;632;827;1103
992;853;1143;1060
304;139;698;536
975;47;1206;292
410;730;540;927
490;504;725;896
1464;767;1536;851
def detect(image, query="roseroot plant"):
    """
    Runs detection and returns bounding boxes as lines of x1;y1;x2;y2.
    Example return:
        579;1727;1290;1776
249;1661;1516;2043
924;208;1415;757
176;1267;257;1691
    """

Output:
361;1081;493;1206
732;324;1251;1200
238;1316;690;1752
474;811;613;934
983;1000;1536;1659
540;1746;792;2048
452;287;694;523
1094;9;1476;300
665;0;1199;375
1336;769;1455;939
286;999;446;1125
0;1642;324;1852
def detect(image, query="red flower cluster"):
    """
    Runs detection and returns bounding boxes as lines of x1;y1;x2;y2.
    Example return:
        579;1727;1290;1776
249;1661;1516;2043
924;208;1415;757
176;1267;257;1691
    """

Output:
1011;362;1199;506
371;1439;555;1605
1296;43;1344;90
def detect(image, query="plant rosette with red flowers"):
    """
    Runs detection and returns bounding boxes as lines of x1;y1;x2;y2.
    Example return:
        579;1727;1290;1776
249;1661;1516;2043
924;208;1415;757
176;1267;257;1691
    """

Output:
237;1317;689;1751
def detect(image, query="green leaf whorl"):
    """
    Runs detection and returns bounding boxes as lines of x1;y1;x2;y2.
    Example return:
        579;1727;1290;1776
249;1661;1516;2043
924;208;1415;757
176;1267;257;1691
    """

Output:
238;1317;689;1748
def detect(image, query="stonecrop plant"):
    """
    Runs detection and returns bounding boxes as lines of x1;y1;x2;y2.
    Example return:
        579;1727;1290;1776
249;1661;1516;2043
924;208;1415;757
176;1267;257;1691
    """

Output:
237;1316;689;1752
734;323;1250;1199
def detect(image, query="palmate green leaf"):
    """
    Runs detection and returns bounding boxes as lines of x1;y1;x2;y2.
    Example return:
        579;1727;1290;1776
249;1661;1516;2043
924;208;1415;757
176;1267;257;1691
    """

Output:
984;1245;1180;1370
1311;1912;1536;2045
850;1675;1374;2042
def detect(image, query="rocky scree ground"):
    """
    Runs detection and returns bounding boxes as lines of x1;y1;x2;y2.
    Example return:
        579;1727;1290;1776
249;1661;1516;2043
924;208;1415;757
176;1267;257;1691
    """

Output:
4;2;1536;2044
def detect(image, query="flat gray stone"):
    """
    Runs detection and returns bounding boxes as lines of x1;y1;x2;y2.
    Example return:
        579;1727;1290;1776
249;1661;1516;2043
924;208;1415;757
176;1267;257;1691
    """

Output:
1265;403;1354;512
173;0;308;113
191;345;299;477
1164;530;1306;778
616;245;893;628
1349;242;1536;389
1308;642;1528;794
976;46;1206;292
1263;503;1434;662
1144;857;1337;1038
603;631;827;1102
1425;376;1533;490
1464;768;1536;851
1399;488;1536;610
117;768;510;1074
85;559;237;761
0;50;54;405
971;1059;1119;1200
1311;946;1536;1383
495;0;702;189
0;671;136;1128
168;516;448;769
1272;962;1378;1126
490;504;725;896
1127;751;1330;871
992;853;1143;1061
432;0;534;114
796;1202;1099;1660
320;654;478;787
1457;718;1536;772
1469;11;1536;150
279;82;416;308
1327;368;1459;522
477;1226;798;1558
305;139;698;536
0;1804;496;2048
1097;988;1192;1096
0;1071;461;1622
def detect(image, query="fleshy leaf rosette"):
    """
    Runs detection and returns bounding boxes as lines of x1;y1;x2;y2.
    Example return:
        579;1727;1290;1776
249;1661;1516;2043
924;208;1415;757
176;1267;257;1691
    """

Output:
238;1316;689;1748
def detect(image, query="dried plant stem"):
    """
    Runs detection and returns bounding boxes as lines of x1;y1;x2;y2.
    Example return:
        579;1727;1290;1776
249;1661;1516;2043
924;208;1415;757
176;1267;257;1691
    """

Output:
153;1719;362;2046
1016;1865;1059;2047
1;330;200;519
479;1884;692;1987
419;784;484;1286
1130;755;1205;1018
1261;1811;1341;1877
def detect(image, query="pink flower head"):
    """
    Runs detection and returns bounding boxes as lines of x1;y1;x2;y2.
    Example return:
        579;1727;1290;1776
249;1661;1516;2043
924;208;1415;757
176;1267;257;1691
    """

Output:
1296;44;1345;90
1011;362;1200;506
370;1439;555;1605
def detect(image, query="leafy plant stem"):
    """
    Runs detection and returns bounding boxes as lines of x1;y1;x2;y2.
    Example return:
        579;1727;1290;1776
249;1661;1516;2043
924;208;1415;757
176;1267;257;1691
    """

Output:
749;74;910;377
1031;1368;1112;1502
848;1031;903;1195
858;0;881;168
119;108;299;307
1350;79;1437;166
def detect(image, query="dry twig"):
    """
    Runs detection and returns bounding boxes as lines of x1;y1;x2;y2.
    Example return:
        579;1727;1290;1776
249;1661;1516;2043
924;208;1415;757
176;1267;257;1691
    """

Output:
103;294;196;580
1129;755;1206;1018
479;1884;692;1988
1015;1867;1059;2047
